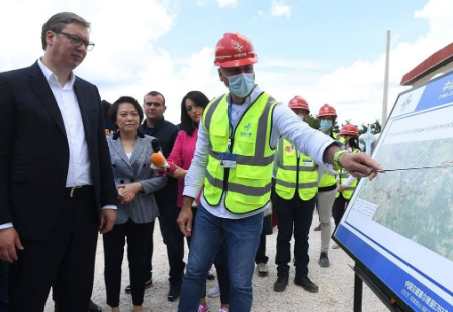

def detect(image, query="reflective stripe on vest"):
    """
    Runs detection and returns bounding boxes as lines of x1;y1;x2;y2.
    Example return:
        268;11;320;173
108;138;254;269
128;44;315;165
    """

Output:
336;148;361;199
318;132;339;188
202;92;277;214
275;139;318;200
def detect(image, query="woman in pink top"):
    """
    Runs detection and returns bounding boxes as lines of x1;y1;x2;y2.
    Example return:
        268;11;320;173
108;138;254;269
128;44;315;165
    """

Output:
164;91;230;312
165;91;204;207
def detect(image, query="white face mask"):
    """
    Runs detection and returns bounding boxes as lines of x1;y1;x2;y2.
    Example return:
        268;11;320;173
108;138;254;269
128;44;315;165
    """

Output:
297;115;305;122
225;73;255;98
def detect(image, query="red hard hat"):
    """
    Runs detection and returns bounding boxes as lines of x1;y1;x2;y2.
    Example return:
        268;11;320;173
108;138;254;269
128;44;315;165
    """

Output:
317;104;337;117
214;32;258;68
288;96;310;112
339;124;359;136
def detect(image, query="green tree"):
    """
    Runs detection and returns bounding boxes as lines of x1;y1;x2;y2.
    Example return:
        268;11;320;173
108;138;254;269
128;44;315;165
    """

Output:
358;124;368;135
332;121;340;133
358;119;381;135
371;119;381;134
306;114;319;129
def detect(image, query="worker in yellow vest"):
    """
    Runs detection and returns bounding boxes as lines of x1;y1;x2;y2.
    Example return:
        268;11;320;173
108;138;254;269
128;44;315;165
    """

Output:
273;96;319;293
332;125;361;249
315;104;341;267
175;32;382;312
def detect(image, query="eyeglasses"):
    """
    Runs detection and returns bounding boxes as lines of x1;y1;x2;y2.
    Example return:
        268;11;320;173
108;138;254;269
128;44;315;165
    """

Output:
53;30;95;51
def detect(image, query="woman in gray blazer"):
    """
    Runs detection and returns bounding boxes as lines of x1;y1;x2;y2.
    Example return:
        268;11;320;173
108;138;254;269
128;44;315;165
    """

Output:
103;96;167;312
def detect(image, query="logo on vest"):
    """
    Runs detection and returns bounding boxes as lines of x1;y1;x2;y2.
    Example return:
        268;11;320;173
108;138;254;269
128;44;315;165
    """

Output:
240;122;252;137
285;145;294;153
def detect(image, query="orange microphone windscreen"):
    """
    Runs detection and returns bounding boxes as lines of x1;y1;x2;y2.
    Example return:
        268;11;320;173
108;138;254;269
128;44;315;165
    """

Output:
151;153;167;167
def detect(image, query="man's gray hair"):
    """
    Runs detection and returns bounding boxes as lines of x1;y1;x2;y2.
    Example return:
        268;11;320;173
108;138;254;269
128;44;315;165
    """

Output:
41;12;90;51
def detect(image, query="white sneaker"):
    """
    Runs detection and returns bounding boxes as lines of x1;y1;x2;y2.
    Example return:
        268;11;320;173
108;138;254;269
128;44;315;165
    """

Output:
208;284;220;298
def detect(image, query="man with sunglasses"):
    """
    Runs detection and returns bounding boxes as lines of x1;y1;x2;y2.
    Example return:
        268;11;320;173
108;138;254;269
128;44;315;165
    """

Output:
0;12;117;312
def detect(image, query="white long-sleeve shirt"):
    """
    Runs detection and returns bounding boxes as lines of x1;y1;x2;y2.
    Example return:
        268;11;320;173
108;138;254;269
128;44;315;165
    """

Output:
183;85;339;219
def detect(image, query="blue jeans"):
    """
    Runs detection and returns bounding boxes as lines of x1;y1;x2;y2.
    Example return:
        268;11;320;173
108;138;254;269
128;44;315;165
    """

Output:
178;204;263;312
0;260;8;312
186;208;230;303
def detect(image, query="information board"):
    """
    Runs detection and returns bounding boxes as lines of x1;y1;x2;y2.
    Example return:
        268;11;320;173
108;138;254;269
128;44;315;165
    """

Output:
334;70;453;312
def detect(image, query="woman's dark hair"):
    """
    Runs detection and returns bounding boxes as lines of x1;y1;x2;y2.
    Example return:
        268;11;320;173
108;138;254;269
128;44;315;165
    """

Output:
108;96;144;126
180;91;209;135
348;136;361;151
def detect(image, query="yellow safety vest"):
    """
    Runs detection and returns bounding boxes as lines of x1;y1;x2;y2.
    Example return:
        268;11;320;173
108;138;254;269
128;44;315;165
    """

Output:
202;92;277;214
318;132;340;188
275;139;318;201
336;148;361;199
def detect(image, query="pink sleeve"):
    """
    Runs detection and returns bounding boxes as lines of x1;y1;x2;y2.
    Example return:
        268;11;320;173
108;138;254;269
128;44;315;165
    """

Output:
166;131;184;174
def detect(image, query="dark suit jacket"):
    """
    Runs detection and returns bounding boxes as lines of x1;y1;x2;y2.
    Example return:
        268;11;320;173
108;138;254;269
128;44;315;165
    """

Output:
0;62;117;241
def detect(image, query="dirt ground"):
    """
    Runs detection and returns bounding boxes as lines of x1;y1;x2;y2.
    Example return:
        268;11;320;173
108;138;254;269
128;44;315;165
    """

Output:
44;213;387;312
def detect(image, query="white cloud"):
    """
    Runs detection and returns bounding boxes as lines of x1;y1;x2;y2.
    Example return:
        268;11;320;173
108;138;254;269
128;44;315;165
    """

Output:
252;10;264;21
2;0;452;129
271;0;291;18
0;0;224;124
196;0;208;7
217;0;237;8
195;0;236;8
261;0;453;127
260;59;327;70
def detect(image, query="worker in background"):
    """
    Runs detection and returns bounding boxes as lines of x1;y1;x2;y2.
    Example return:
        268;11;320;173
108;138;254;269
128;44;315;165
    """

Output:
315;104;341;267
273;96;319;293
332;124;361;249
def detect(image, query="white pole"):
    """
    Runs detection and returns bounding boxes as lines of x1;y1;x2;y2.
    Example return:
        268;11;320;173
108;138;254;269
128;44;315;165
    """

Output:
382;30;390;128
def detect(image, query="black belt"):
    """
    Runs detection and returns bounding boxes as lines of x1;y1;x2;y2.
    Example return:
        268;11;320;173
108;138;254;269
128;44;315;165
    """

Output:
64;185;94;198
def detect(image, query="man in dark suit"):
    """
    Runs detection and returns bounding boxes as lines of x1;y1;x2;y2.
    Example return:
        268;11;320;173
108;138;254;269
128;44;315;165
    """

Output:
137;91;184;301
0;12;117;312
0;260;7;312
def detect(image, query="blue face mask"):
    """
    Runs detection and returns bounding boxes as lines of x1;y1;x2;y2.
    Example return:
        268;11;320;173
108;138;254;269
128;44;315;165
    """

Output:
226;73;255;98
320;120;333;131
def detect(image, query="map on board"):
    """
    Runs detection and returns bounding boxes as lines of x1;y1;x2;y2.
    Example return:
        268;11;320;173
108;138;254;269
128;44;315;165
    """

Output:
358;139;453;261
334;70;453;312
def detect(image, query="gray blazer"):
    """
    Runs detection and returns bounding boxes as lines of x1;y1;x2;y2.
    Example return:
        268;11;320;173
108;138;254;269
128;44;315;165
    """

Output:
107;134;167;224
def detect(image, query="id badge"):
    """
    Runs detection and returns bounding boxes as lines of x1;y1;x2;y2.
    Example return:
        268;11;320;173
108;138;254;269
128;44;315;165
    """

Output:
219;153;237;168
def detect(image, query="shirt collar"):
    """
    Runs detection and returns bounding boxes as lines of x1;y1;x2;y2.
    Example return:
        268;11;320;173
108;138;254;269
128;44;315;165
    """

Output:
37;58;76;89
142;116;166;129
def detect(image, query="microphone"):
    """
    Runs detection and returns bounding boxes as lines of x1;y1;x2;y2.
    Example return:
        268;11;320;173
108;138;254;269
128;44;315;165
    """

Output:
150;138;170;170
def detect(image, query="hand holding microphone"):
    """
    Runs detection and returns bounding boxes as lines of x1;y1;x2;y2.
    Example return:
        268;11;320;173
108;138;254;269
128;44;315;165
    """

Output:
150;138;170;171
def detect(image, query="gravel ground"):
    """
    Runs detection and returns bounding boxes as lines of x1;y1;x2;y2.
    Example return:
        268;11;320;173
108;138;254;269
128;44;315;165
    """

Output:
44;213;387;312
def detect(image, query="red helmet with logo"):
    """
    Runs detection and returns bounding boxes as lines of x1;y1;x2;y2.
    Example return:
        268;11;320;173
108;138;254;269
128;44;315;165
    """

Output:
317;104;337;117
214;32;258;68
339;124;359;136
288;96;310;112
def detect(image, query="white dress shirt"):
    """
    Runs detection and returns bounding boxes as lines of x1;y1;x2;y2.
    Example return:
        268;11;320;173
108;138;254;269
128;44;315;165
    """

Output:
38;59;93;187
183;85;339;219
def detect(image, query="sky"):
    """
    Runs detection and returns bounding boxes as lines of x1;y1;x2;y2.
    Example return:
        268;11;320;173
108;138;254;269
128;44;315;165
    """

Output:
2;0;453;127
